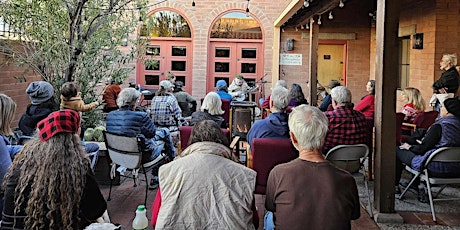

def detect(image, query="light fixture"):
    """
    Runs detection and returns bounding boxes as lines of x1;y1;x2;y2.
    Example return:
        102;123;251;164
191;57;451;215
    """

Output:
317;15;322;25
295;27;298;31
329;11;333;20
339;0;344;8
301;25;304;29
282;28;285;32
303;0;309;7
192;0;195;6
246;0;250;16
306;24;309;29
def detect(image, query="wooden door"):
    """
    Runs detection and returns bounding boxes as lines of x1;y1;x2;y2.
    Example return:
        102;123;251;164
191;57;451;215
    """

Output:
208;42;263;92
137;40;192;92
318;44;346;88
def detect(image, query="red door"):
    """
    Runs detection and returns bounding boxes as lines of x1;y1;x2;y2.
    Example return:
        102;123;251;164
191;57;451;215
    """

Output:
137;40;192;92
208;41;263;92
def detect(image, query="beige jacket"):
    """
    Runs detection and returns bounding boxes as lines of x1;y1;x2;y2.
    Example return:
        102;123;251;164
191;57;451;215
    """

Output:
157;142;256;230
60;95;98;112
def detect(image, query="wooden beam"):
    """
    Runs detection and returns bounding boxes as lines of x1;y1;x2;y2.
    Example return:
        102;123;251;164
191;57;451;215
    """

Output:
274;0;303;27
374;0;400;214
272;27;281;87
308;18;319;106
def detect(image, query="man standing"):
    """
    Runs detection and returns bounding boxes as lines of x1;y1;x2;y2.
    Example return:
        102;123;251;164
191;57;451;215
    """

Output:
323;86;367;173
265;105;360;230
246;86;290;148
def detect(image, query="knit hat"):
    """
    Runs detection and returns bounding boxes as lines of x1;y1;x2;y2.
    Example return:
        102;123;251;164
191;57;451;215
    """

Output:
37;110;81;142
160;80;174;90
443;98;460;117
235;74;244;80
216;80;227;89
26;81;54;105
174;81;184;89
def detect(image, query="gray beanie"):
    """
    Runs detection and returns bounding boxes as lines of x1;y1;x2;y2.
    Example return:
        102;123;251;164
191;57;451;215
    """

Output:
26;81;54;105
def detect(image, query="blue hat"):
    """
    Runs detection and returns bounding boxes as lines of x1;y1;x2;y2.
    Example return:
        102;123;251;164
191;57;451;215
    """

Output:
216;80;227;89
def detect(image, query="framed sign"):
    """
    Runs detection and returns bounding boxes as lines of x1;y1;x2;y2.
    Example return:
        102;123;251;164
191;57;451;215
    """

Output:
280;54;302;65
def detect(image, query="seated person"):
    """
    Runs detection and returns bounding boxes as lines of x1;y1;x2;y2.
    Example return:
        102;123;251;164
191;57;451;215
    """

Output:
318;80;341;111
106;88;175;189
323;86;367;173
400;87;426;135
1;110;109;229
102;78;122;113
265;105;360;229
288;83;308;107
261;80;287;109
228;74;258;101
173;81;196;117
18;81;57;136
395;98;460;200
151;120;258;229
151;80;184;132
354;80;375;119
1;94;22;159
60;82;99;112
190;92;226;128
247;86;290;148
215;80;232;101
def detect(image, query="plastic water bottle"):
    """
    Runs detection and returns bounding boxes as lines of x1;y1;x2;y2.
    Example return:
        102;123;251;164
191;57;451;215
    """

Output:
132;205;148;230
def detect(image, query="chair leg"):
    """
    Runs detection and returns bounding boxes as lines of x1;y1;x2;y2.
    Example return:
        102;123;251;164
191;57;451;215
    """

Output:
424;171;437;223
397;172;420;200
364;174;374;218
108;177;113;201
143;170;148;206
432;184;448;199
133;173;137;187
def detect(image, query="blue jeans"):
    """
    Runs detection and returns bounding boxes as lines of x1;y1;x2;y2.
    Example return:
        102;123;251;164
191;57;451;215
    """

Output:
146;127;176;179
264;211;275;230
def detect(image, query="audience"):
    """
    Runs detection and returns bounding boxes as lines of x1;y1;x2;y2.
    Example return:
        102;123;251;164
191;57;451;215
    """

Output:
395;98;460;202
152;120;257;229
60;82;99;112
1;110;109;229
151;80;184;132
102;78;122;113
173;81;196;117
401;87;426;123
247;86;290;148
106;88;175;189
261;80;287;109
265;105;360;229
288;83;308;107
430;54;459;111
318;80;341;111
190;92;225;128
355;80;375;119
166;71;176;84
323;86;367;172
18;81;57;136
215;80;232;101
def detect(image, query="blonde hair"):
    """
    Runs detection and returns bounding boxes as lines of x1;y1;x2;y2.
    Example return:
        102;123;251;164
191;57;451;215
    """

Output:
0;94;17;136
201;92;224;115
442;53;457;67
402;87;426;111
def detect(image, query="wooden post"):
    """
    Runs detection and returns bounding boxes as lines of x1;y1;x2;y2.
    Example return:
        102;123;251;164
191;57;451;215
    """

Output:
374;0;400;214
308;18;319;106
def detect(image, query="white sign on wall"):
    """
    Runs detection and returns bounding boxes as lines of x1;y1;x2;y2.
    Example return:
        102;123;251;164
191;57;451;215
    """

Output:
280;54;302;65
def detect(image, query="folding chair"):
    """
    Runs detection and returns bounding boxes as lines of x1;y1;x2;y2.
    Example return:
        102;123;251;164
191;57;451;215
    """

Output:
396;147;460;222
103;131;169;205
325;144;373;218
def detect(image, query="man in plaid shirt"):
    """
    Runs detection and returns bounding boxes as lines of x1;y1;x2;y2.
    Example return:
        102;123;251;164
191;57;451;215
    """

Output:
322;86;367;172
151;80;184;131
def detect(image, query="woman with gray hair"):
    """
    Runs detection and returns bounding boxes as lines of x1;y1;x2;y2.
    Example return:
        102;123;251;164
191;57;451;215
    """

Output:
190;92;226;128
105;88;175;189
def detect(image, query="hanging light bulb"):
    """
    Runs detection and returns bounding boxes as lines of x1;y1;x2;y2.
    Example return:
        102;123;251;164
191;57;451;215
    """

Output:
328;11;333;20
303;0;309;7
339;0;344;8
317;15;322;25
282;28;285;32
301;25;304;29
306;24;309;29
295;27;298;31
246;7;250;16
192;0;195;6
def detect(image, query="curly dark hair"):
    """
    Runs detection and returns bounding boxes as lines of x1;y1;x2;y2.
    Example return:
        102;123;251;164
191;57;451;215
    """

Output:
189;120;229;146
290;83;308;105
369;80;375;95
2;133;91;229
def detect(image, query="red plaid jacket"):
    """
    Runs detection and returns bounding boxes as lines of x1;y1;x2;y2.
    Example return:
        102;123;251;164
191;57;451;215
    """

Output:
323;105;367;154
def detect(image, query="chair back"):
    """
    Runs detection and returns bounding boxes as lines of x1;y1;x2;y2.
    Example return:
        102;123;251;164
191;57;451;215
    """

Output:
396;112;405;146
221;99;231;127
252;138;298;194
414;111;438;130
179;126;231;151
425;147;460;166
325;144;369;161
103;131;142;169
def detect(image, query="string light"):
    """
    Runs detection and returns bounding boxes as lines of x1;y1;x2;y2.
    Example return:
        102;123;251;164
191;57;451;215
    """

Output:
328;11;333;20
295;27;298;31
339;0;344;8
303;0;309;7
301;25;304;29
282;28;285;32
306;24;309;29
317;15;322;25
246;0;250;16
192;0;195;6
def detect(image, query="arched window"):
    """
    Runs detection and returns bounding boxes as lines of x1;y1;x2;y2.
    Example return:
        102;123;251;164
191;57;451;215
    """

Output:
141;10;191;38
210;12;262;39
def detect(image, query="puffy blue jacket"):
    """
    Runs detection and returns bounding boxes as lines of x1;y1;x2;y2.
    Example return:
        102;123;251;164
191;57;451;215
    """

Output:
106;108;156;139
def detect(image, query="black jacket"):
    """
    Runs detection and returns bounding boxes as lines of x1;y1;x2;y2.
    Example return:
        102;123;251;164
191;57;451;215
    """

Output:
18;105;54;136
432;67;460;93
